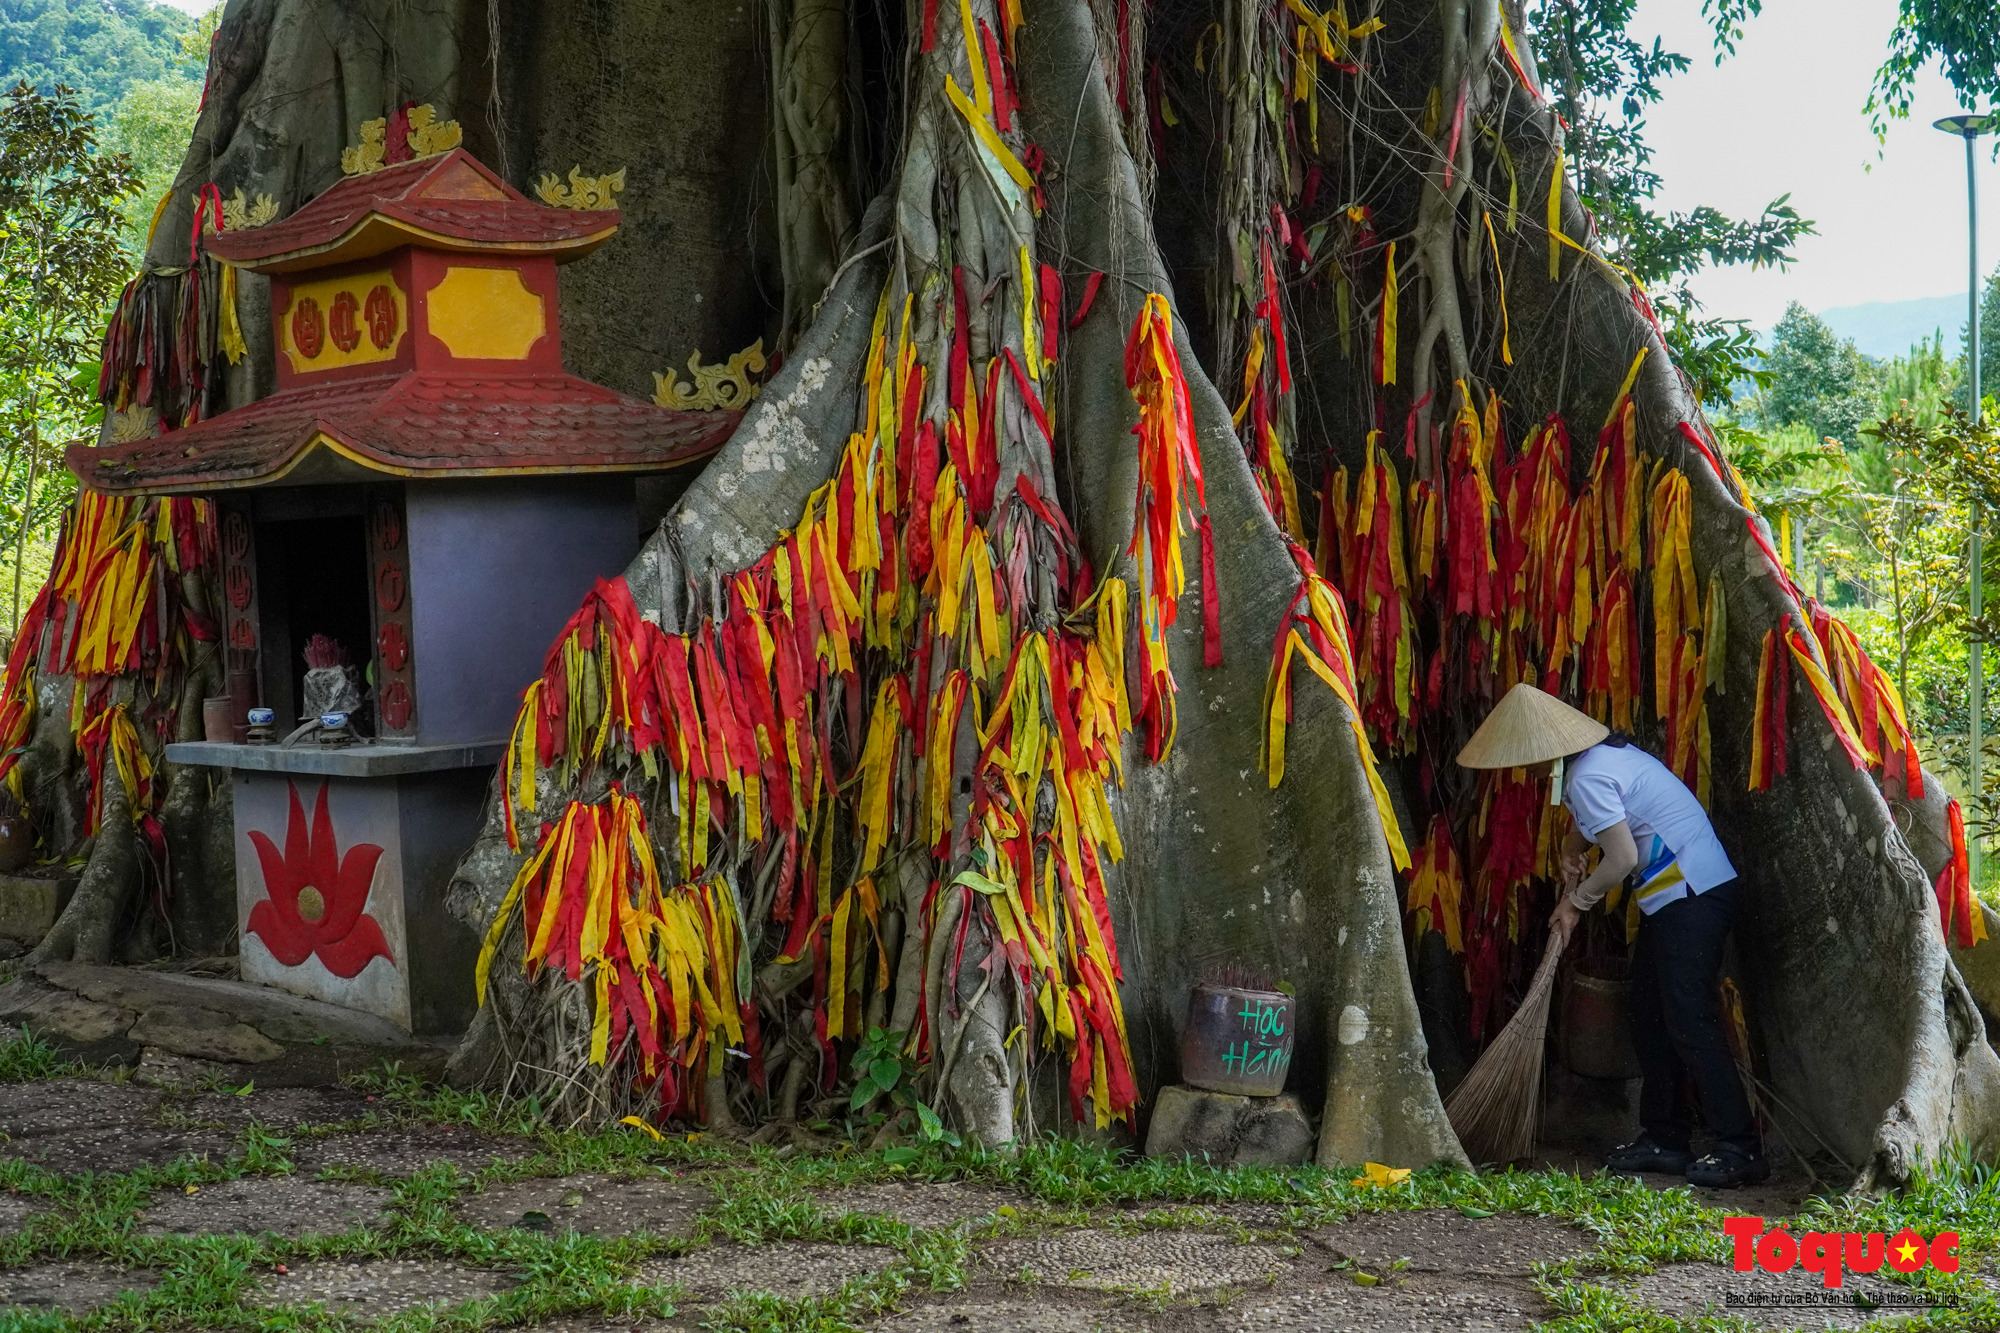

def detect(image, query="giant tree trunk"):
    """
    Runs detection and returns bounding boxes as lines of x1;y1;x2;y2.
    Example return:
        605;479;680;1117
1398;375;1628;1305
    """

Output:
68;0;2000;1185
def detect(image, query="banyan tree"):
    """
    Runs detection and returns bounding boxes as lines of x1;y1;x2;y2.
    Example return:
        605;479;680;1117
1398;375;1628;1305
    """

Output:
4;0;1998;1188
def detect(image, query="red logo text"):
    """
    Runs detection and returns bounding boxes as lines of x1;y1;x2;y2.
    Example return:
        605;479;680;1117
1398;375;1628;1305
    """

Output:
1726;1216;1958;1289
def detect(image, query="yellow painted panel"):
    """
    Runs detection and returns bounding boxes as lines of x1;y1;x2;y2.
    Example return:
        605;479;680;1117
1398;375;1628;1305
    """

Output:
427;266;546;361
280;271;405;373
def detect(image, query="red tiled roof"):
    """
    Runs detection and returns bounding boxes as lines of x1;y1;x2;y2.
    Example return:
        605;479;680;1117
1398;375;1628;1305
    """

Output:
207;151;618;274
72;373;736;493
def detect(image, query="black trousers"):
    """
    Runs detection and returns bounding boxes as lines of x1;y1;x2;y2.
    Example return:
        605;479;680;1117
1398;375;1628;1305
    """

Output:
1629;877;1758;1152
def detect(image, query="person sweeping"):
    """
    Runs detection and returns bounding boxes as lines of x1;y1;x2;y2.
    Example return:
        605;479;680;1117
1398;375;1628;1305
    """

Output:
1456;683;1766;1188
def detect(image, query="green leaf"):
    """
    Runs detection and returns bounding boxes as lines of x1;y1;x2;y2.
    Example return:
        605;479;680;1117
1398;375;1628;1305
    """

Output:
915;1102;946;1141
950;869;1009;896
849;1079;880;1111
1456;1204;1496;1218
870;1057;903;1089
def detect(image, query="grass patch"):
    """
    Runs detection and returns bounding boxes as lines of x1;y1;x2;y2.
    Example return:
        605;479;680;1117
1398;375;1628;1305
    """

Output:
0;1049;1984;1328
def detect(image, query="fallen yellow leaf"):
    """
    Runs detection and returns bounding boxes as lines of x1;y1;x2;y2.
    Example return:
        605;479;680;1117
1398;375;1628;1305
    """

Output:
1351;1162;1412;1189
618;1115;664;1141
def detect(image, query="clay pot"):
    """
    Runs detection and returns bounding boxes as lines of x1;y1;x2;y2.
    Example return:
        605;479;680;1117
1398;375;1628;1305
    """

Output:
203;695;234;743
0;813;33;874
1179;981;1295;1097
1561;956;1643;1080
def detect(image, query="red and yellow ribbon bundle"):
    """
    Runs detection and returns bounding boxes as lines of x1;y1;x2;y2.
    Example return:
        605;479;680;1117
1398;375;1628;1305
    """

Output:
1124;292;1216;760
1404;817;1463;952
477;787;746;1118
1231;237;1306;542
494;249;1228;1127
0;490;214;921
1935;799;1987;949
1261;541;1408;870
0;491;215;806
1324;434;1416;751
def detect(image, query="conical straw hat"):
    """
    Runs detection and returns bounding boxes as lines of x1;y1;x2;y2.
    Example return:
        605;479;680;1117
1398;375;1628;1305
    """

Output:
1455;683;1609;769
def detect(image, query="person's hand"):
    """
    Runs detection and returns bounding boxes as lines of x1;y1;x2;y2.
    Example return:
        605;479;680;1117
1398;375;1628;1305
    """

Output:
1550;896;1582;940
1559;848;1588;888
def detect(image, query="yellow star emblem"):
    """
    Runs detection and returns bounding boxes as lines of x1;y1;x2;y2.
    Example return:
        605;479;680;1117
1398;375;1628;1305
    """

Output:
1895;1239;1921;1265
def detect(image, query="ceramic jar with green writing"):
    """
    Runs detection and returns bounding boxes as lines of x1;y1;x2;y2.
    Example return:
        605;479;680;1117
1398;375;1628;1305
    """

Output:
1180;982;1293;1096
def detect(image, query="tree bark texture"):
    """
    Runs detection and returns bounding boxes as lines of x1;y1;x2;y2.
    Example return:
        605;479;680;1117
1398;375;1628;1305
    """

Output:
75;0;2000;1185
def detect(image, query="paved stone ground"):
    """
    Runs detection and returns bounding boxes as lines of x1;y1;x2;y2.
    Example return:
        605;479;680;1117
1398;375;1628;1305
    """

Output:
0;1062;1962;1332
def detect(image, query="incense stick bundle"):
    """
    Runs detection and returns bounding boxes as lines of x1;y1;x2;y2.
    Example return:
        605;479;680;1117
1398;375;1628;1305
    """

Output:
1444;925;1569;1165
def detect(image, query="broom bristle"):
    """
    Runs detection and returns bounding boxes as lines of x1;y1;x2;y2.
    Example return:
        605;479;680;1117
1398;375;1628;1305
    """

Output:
1444;927;1567;1165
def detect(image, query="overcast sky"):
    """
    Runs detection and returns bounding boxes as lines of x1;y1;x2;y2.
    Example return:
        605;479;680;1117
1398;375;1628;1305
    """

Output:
1597;0;1989;330
154;0;1987;331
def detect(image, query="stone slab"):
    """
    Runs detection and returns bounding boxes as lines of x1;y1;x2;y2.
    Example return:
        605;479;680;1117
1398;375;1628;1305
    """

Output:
1143;1085;1314;1167
0;1262;157;1314
0;872;75;944
459;1171;713;1236
4;962;455;1083
37;962;417;1047
0;978;137;1064
249;1258;513;1315
875;1296;1155;1331
815;1182;1031;1229
130;1007;286;1064
291;1126;532;1177
1306;1209;1595;1276
172;1085;378;1128
1224;1272;1550;1331
980;1230;1295;1295
167;740;505;777
637;1242;897;1301
141;1177;393;1237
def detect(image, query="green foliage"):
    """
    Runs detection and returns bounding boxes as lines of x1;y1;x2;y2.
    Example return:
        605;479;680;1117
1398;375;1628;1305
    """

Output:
0;80;140;630
0;0;202;121
1713;419;1842;491
1520;0;1814;408
1886;331;1966;430
1868;0;2000;137
1753;302;1885;446
0;1026;72;1082
104;74;200;253
846;1027;960;1149
1954;267;2000;412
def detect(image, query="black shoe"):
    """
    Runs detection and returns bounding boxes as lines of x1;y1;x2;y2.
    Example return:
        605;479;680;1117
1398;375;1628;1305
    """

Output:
1687;1144;1769;1188
1605;1134;1695;1175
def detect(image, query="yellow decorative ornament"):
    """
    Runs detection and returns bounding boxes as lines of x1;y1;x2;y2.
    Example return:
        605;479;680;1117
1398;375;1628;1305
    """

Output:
405;104;462;158
341;105;463;176
217;187;279;231
652;339;767;411
340;119;388;176
534;165;626;210
107;408;157;444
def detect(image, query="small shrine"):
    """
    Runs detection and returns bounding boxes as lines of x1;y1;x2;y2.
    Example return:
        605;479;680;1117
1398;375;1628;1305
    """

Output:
71;119;735;1034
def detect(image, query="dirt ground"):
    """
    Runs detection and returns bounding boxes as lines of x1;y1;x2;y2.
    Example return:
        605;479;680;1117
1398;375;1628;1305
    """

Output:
0;1062;1956;1333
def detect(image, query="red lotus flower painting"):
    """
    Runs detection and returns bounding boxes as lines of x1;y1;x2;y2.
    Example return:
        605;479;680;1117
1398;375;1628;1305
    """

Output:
246;781;395;978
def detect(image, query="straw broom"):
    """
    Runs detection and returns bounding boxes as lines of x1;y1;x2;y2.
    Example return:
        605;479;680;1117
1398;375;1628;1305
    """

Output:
1444;923;1569;1164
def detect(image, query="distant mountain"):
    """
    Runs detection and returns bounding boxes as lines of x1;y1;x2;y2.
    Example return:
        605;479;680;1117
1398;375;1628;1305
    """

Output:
1817;293;1967;360
0;0;200;120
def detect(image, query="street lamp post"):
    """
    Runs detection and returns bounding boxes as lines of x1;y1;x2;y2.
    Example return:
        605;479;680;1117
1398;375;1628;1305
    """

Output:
1936;112;1994;885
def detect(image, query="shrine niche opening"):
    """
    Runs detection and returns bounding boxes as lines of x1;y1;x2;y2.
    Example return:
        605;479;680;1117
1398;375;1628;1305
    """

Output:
254;495;373;732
